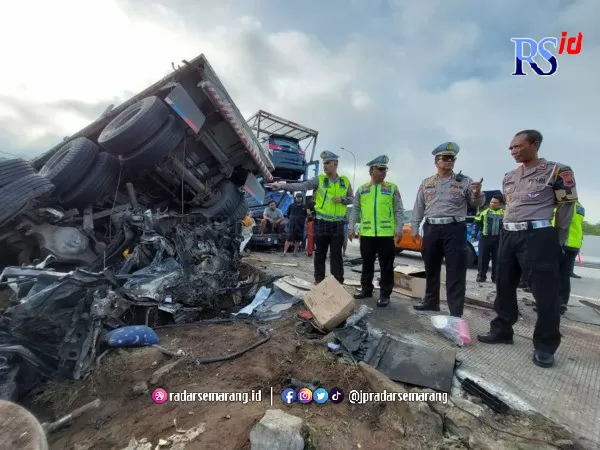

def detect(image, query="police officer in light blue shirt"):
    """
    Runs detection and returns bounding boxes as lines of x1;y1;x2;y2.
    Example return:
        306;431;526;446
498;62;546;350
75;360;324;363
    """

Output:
410;142;485;317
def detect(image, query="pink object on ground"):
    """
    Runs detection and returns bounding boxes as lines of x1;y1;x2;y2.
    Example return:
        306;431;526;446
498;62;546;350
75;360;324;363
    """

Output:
455;318;471;345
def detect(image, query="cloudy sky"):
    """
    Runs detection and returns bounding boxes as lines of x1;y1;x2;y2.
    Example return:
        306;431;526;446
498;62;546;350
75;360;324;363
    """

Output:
1;0;597;221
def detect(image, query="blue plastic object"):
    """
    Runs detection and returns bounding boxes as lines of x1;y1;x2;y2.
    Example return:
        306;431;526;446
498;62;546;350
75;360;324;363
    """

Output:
104;325;159;348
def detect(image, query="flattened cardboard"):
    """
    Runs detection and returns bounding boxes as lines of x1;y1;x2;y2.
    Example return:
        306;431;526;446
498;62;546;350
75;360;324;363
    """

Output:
302;275;355;331
394;265;446;300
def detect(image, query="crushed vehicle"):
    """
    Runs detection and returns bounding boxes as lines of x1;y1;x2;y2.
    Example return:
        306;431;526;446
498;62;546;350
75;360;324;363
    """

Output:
0;54;277;401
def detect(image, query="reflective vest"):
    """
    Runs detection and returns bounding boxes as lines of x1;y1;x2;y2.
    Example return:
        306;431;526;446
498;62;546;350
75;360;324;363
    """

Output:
356;182;397;237
474;207;504;236
552;202;584;250
314;174;351;222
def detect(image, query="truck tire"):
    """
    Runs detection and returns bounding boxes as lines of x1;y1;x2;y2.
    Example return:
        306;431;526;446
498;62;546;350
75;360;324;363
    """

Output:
119;114;185;171
0;174;55;226
191;180;242;220
38;137;99;195
0;159;36;188
231;194;248;221
98;96;170;156
59;152;120;209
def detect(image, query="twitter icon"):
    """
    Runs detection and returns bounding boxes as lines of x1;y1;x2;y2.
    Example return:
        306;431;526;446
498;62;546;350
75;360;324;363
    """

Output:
313;388;328;404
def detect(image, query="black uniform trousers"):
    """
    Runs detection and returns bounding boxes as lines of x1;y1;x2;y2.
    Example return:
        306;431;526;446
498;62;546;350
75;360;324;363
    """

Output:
477;235;499;281
490;226;562;354
359;236;396;297
314;219;345;284
558;249;578;306
422;221;467;317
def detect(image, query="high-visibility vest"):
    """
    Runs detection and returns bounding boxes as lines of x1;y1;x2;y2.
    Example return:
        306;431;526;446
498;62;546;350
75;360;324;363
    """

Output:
356;182;397;237
314;174;351;222
552;202;584;250
474;207;504;236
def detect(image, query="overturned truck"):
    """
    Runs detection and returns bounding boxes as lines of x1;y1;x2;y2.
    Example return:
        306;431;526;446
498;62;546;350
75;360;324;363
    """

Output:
0;54;274;400
0;54;273;268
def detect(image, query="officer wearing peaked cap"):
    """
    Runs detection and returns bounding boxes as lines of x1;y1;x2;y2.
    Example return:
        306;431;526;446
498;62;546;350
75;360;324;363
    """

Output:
349;155;405;307
410;142;485;317
265;150;353;284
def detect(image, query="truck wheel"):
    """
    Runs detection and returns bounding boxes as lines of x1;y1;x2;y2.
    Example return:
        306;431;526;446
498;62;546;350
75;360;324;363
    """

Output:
38;137;99;195
231;195;248;221
0;174;55;226
191;180;242;220
97;96;170;156
59;152;120;209
119;114;185;171
0;159;36;189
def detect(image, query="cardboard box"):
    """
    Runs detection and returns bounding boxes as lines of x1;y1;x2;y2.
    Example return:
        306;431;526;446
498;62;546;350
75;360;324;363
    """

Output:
393;265;446;301
302;275;355;331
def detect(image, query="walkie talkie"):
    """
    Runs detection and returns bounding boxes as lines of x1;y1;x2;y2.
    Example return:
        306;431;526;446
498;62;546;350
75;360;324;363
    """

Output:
455;170;464;182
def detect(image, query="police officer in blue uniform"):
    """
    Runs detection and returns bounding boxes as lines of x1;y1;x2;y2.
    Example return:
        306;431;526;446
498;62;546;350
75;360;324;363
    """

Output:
411;142;485;317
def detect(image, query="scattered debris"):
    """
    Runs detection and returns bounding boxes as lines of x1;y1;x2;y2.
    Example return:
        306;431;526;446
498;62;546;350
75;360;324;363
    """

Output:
150;359;185;385
132;381;149;396
249;409;307;450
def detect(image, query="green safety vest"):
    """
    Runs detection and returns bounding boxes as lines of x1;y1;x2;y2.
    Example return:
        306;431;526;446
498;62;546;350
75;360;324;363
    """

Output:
474;207;504;236
356;182;397;237
552;202;584;250
314;173;351;222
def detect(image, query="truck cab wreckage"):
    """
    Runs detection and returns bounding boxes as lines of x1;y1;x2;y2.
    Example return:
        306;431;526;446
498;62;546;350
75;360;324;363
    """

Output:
0;54;276;401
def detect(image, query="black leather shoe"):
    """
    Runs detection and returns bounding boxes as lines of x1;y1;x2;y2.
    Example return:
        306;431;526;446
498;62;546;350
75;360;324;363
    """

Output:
570;273;581;279
353;289;373;299
377;296;390;307
477;332;513;344
413;301;440;312
533;350;554;368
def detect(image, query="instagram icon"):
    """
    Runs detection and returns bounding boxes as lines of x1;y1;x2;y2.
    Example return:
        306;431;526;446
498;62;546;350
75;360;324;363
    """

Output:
297;388;313;404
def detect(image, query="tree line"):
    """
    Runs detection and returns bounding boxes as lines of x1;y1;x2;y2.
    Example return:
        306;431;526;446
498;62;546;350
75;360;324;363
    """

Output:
583;221;600;236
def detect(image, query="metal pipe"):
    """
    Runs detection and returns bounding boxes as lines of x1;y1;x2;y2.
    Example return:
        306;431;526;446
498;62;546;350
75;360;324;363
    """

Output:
340;147;356;190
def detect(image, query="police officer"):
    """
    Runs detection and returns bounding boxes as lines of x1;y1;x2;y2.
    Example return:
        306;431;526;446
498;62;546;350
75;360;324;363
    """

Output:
348;155;405;307
478;130;578;369
265;151;353;284
473;194;504;283
411;142;485;317
554;201;585;312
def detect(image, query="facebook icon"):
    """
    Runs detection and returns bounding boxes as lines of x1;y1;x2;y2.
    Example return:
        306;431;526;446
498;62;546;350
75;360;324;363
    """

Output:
281;388;297;404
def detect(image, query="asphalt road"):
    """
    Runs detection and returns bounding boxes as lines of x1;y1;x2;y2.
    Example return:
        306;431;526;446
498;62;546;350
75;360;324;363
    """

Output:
345;240;600;304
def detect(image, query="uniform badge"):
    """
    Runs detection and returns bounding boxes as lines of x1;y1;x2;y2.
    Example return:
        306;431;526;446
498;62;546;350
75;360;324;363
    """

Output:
446;143;453;150
360;185;371;194
505;194;511;203
540;162;547;169
527;193;540;199
558;170;575;187
320;151;327;159
426;194;433;202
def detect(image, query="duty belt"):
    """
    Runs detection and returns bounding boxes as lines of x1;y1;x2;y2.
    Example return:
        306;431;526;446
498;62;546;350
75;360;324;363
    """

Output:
427;217;466;225
503;220;552;231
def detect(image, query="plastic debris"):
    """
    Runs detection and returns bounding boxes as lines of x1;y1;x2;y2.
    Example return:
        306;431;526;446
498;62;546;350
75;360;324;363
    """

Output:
104;326;160;348
430;315;471;346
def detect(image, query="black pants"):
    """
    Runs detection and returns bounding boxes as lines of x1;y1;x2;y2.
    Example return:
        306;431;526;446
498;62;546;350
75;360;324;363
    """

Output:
490;227;562;354
422;221;467;317
359;236;396;297
558;249;578;306
314;219;345;284
477;235;499;281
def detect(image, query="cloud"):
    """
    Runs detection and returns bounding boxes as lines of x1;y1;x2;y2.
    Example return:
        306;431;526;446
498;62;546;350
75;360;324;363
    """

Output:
0;0;597;221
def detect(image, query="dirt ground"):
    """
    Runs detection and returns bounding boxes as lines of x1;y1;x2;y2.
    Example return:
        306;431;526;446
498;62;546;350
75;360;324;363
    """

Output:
28;311;418;450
